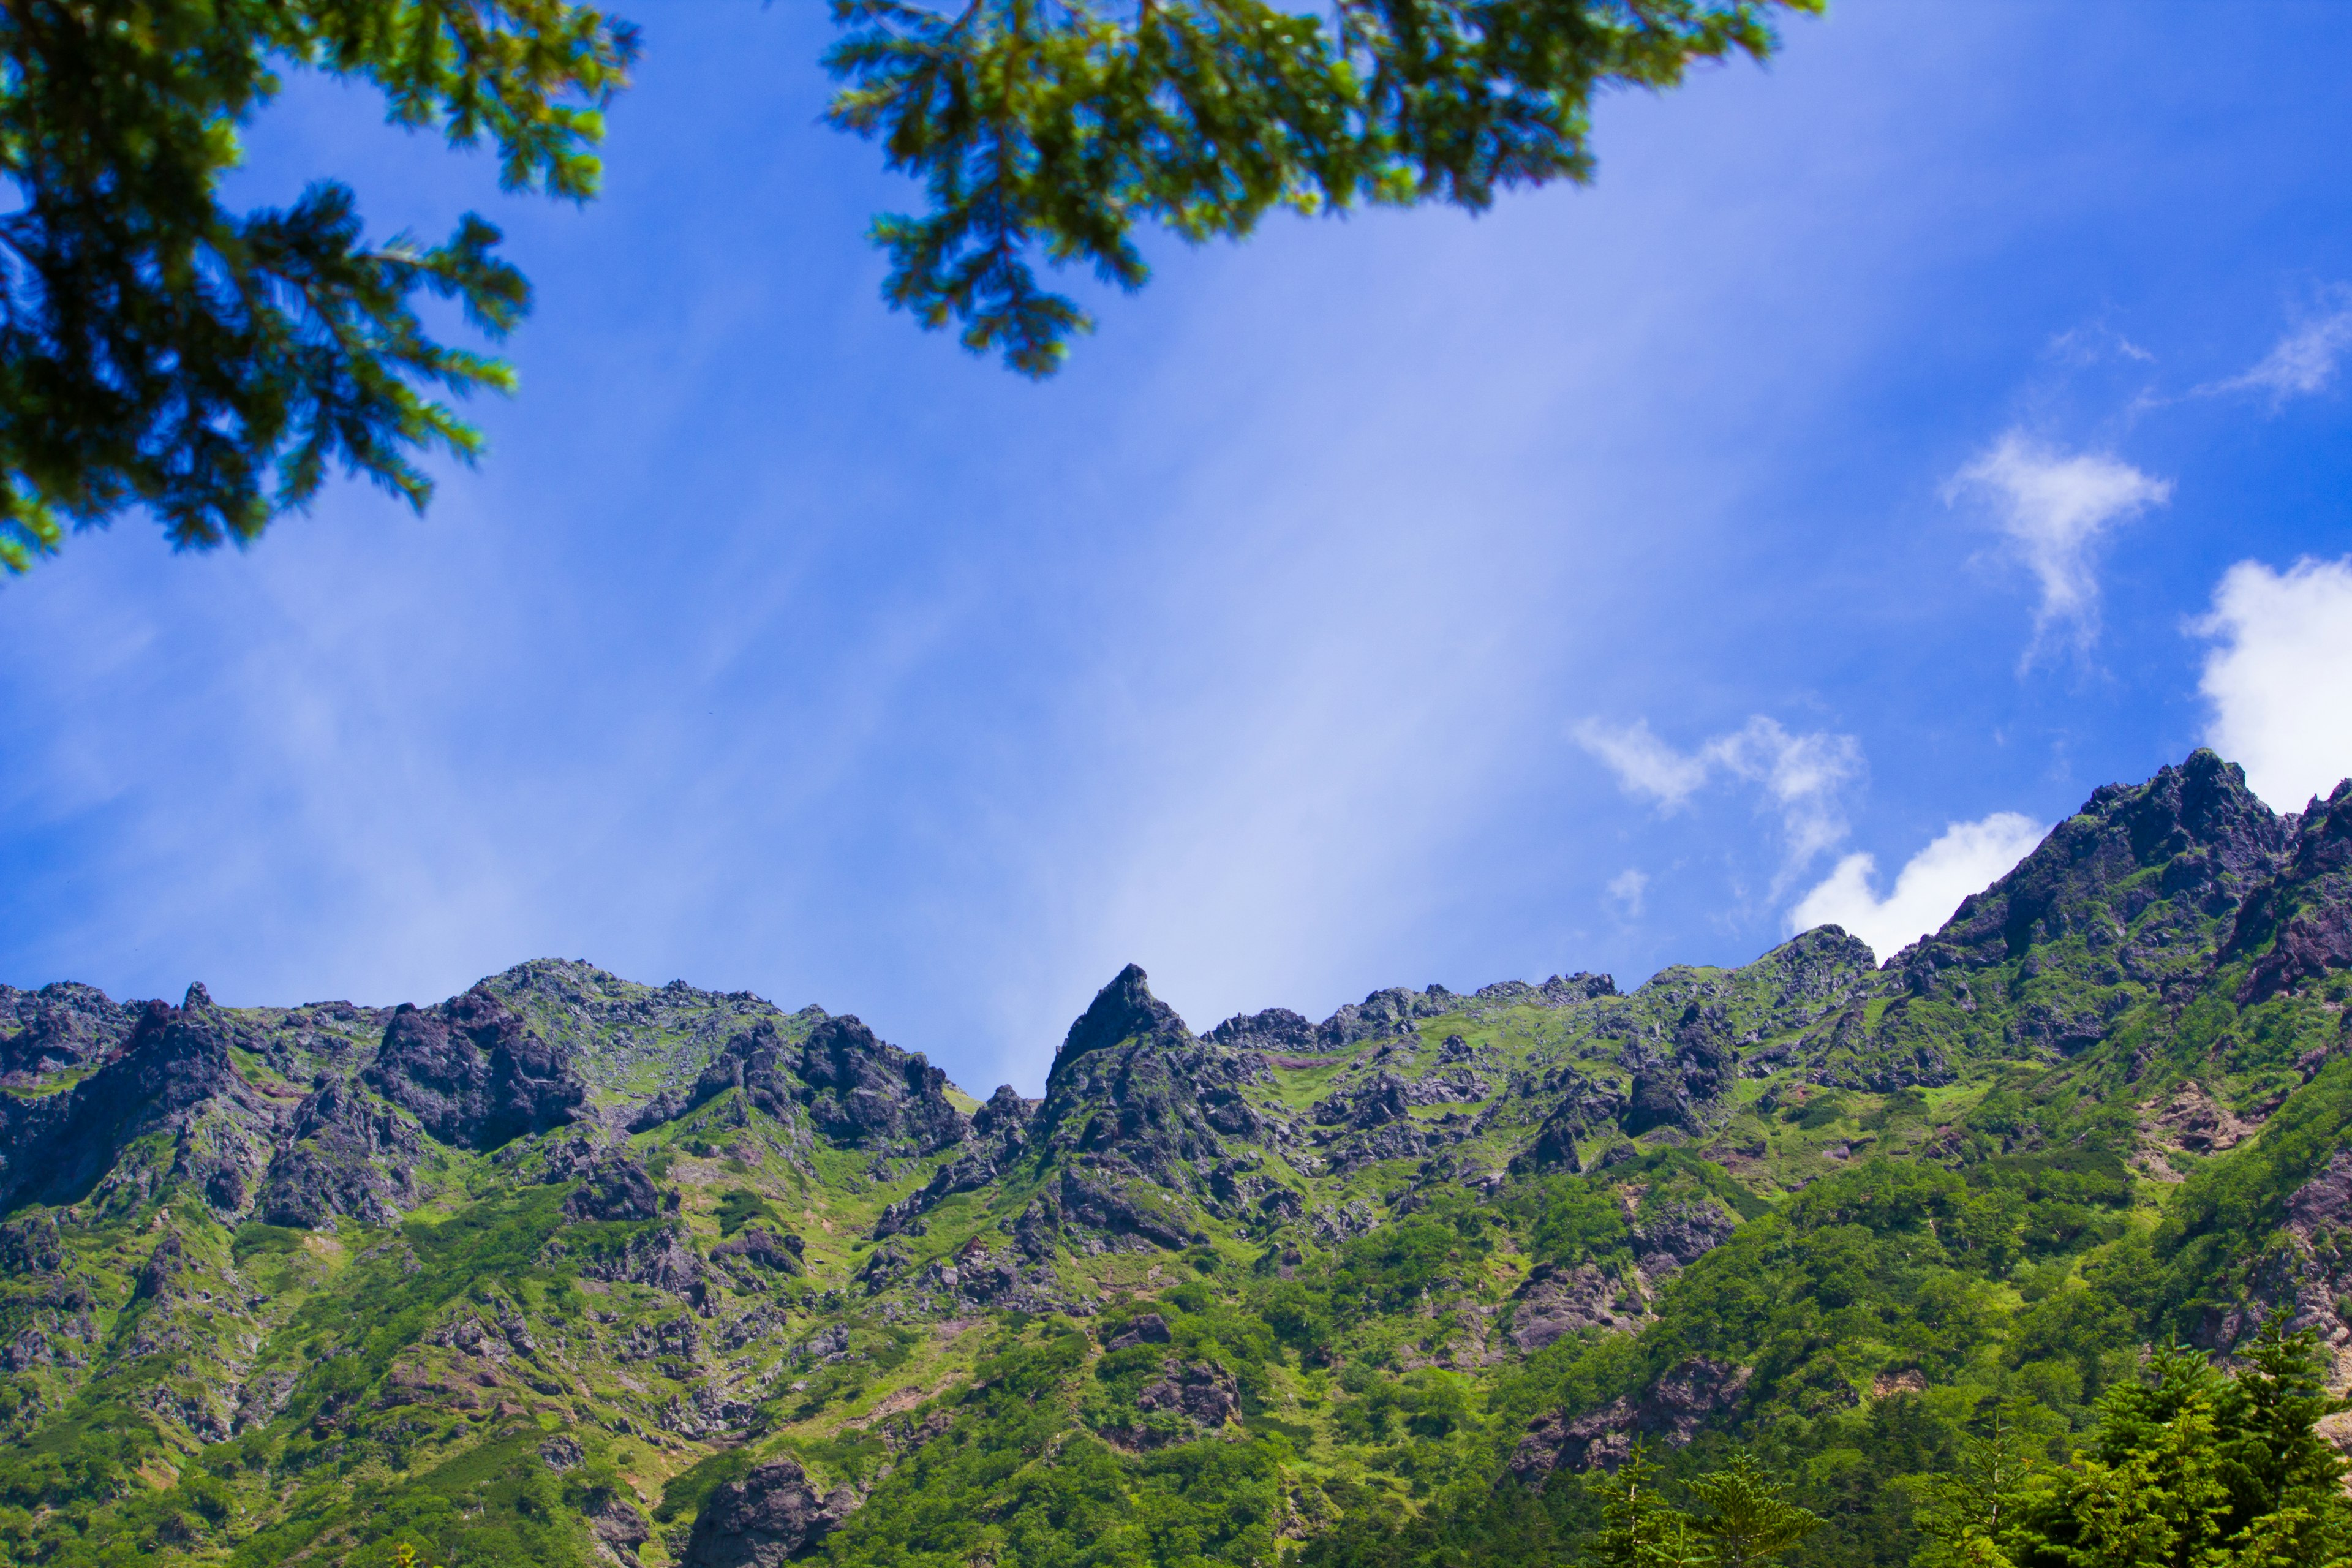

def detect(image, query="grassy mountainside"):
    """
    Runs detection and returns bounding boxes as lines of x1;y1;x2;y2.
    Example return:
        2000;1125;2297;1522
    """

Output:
3;750;2351;1568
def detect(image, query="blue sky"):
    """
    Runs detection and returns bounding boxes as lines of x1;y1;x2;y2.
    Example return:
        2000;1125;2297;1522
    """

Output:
6;2;2352;1095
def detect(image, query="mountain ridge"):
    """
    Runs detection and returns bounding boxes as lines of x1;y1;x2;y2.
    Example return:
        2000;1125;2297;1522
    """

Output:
2;749;2351;1568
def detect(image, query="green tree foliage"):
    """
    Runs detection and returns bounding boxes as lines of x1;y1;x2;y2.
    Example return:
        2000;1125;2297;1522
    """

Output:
1918;1321;2352;1568
823;0;1823;375
1689;1453;1823;1568
0;0;636;572
4;1;1825;567
1587;1446;1819;1568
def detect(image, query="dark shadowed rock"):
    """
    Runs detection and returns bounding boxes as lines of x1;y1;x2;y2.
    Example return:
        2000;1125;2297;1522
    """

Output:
1902;750;2284;984
1104;1312;1171;1351
364;987;588;1150
0;997;277;1212
679;1016;968;1156
1049;964;1188;1088
254;1079;424;1227
681;1455;857;1568
713;1226;804;1275
2230;777;2352;1001
1630;1199;1736;1273
796;1016;968;1153
565;1154;663;1222
1206;1008;1317;1053
1030;968;1273;1231
0;982;136;1082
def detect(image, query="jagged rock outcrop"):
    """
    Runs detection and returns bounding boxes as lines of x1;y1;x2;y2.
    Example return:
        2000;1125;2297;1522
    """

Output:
1207;1008;1318;1054
796;1016;968;1154
1508;1263;1644;1351
1630;1199;1736;1274
2229;777;2352;1002
873;1084;1035;1240
712;1226;804;1275
1510;1356;1752;1483
254;1079;424;1227
680;1455;858;1568
1901;750;2288;989
665;1016;968;1156
0;982;136;1082
1030;968;1265;1237
0;994;277;1213
364;987;589;1150
1510;1069;1630;1174
1098;1358;1242;1449
564;1153;664;1222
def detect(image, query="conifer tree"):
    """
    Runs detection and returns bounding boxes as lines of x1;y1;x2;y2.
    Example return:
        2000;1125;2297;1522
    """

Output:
1923;1318;2352;1568
825;0;1823;377
0;0;636;574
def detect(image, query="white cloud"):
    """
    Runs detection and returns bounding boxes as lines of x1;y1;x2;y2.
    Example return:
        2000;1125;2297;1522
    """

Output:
2204;292;2352;402
1607;868;1649;917
1790;812;2048;961
1578;715;1865;876
2194;557;2352;810
1947;432;2172;656
1570;718;1710;808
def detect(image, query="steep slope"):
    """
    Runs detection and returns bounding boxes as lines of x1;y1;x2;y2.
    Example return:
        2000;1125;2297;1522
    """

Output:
2;752;2351;1568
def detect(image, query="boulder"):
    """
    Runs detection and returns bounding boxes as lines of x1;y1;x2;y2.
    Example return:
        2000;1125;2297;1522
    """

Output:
680;1456;858;1568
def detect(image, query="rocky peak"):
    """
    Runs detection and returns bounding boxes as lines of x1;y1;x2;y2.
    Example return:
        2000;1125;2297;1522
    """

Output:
1206;1007;1316;1053
1900;750;2286;977
1315;984;1462;1050
1049;965;1188;1088
669;1013;969;1156
363;986;589;1151
971;1084;1036;1142
0;995;274;1212
794;1016;968;1155
2227;775;2352;1001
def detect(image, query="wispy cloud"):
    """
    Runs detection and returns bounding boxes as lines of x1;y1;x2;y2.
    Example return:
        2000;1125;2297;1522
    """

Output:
2199;290;2352;404
1577;715;1865;880
2194;556;2352;810
1946;432;2172;660
1790;812;2047;961
1606;868;1649;918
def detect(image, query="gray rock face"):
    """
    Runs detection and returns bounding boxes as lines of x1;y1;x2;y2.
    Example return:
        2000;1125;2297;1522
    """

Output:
0;982;136;1082
677;1016;968;1156
1510;1356;1751;1484
1205;1007;1317;1054
1310;1068;1490;1132
1508;1263;1643;1352
1510;1071;1629;1175
796;1017;968;1154
2230;777;2352;1002
578;1221;707;1308
0;997;277;1212
1630;1199;1736;1274
1904;750;2286;986
872;1083;1033;1239
681;1455;858;1568
712;1226;804;1275
1101;1358;1241;1449
1032;969;1265;1231
586;1490;650;1560
564;1154;663;1222
1048;964;1188;1088
364;987;589;1150
254;1079;424;1227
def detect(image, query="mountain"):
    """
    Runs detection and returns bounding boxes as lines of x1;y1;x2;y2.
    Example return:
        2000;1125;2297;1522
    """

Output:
3;750;2351;1568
